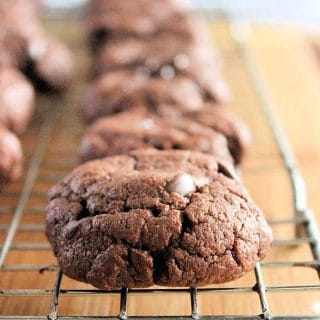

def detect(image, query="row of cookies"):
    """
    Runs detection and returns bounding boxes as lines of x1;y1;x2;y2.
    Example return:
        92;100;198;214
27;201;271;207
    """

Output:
45;0;272;289
80;0;250;165
0;0;73;184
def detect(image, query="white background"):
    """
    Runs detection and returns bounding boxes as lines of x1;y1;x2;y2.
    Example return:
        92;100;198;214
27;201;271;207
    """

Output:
44;0;320;30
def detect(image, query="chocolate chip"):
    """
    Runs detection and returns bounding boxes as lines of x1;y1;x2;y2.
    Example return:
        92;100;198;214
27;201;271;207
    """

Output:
160;65;175;80
174;53;189;69
140;118;155;130
166;173;195;195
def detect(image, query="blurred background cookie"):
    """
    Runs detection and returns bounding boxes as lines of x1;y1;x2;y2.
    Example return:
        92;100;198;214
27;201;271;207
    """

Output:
0;124;23;184
80;110;233;163
0;67;35;134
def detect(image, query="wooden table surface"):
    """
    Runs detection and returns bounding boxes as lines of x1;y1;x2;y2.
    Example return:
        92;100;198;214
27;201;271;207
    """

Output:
0;19;319;318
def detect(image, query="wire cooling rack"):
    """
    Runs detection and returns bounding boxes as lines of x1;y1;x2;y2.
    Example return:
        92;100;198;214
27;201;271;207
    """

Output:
0;14;320;320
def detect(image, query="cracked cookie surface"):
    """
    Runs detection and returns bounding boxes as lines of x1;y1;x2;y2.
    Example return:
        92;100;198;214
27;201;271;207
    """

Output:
80;110;233;164
45;149;272;289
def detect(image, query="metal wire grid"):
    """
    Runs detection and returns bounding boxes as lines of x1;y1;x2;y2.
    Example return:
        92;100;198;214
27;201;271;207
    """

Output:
0;18;320;320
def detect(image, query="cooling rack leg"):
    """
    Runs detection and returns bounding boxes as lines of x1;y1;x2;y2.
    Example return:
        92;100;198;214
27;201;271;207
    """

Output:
254;263;271;320
190;287;200;320
299;208;320;277
119;287;128;320
48;269;63;320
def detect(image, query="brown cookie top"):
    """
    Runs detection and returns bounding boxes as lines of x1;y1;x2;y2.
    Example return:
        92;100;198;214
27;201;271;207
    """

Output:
81;69;248;164
0;0;43;46
80;109;233;164
25;37;74;91
94;25;229;103
87;0;190;50
95;32;211;73
188;105;251;164
0;124;23;184
0;1;73;92
46;149;272;289
0;67;35;134
0;31;28;68
81;70;206;123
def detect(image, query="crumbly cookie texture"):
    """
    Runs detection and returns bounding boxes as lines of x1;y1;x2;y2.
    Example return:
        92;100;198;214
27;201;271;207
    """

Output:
80;110;233;164
46;149;272;289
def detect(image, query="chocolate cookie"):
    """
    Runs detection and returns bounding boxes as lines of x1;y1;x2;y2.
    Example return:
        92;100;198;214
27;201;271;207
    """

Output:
81;70;206;123
0;0;41;40
0;124;23;184
80;69;247;164
94;12;214;67
0;31;27;68
80;110;233;164
0;0;73;92
94;29;229;103
87;0;190;51
46;149;272;289
188;105;251;165
25;37;74;91
0;67;35;134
